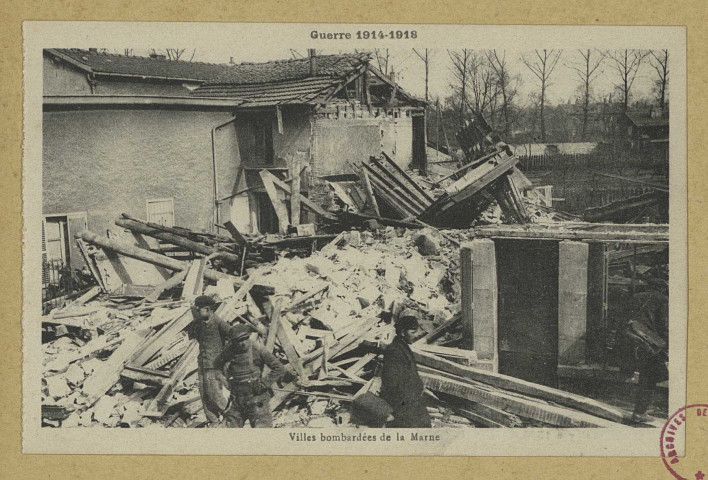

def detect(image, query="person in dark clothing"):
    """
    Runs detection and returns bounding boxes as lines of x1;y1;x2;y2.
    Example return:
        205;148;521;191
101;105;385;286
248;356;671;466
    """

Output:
381;309;431;428
214;326;286;428
187;295;241;425
626;290;669;422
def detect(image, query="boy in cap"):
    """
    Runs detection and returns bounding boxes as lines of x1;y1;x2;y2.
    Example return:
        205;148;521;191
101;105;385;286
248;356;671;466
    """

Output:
380;308;431;428
188;295;243;425
214;325;286;428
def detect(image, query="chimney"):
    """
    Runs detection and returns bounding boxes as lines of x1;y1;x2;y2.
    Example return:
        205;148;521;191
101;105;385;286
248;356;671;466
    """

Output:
229;56;235;64
389;68;396;82
308;49;317;76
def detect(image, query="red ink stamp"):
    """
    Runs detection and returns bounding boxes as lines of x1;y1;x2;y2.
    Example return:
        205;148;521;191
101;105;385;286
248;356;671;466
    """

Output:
660;404;708;479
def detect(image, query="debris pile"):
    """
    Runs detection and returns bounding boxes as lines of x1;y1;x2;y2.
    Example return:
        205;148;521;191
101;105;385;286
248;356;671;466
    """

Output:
41;222;650;429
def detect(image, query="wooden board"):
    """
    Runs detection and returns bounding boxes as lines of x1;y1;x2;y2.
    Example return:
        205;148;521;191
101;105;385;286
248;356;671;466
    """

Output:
181;258;206;301
420;372;619;428
82;329;149;407
413;349;629;424
259;170;290;234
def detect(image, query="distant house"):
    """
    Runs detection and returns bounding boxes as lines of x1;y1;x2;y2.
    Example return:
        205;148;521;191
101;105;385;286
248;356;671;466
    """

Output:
619;109;669;152
511;142;599;157
42;49;426;270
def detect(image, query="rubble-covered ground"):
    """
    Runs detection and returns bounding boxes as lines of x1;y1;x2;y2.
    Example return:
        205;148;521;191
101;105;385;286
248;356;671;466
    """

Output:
42;226;477;428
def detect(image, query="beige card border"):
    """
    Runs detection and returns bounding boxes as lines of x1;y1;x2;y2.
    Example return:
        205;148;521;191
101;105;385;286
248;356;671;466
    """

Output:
2;1;706;478
21;22;687;457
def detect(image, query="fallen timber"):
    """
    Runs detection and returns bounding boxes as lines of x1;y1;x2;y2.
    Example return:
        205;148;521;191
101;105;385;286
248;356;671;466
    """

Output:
76;230;274;295
419;371;620;428
115;215;241;264
412;349;628;424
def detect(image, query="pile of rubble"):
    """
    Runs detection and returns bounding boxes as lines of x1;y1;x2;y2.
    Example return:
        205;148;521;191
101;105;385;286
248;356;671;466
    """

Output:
41;221;650;429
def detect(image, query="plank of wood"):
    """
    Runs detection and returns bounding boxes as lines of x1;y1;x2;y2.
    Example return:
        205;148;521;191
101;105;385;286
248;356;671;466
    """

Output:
414;313;461;345
222;220;249;248
181;258;206;301
414;344;477;366
259;170;290;234
420;372;618;428
143;337;190;370
82;329;149;407
143;340;199;417
264;170;337;221
345;352;377;377
276;317;306;378
459;402;523;427
284;283;329;312
75;239;106;292
119;367;169;386
128;309;194;367
472;222;668;243
290;154;302;226
369;157;432;208
215;274;257;322
359;168;380;216
413;349;628;424
364;163;427;215
380;151;434;203
454;408;504;428
440;156;519;211
145;270;188;303
265;297;282;353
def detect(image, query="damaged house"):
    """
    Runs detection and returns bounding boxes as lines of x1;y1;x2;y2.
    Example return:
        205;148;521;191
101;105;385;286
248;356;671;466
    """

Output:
42;48;426;272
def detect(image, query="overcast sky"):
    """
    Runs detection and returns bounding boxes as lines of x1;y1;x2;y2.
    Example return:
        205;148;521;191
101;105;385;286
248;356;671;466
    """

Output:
128;47;661;107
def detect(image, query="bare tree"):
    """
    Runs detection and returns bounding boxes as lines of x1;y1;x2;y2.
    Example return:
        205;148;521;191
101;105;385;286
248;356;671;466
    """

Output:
448;49;472;126
566;49;605;140
374;49;392;76
607;49;649;112
466;52;498;120
413;48;433;101
486;50;522;136
521;49;563;142
649;49;669;110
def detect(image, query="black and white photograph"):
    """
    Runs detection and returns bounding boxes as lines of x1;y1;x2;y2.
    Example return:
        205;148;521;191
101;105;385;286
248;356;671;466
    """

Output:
23;23;687;456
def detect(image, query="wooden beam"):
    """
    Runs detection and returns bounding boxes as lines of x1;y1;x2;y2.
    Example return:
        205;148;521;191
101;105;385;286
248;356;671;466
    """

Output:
259;170;290;234
413;349;628;424
181;258;206;301
290;154;302;226
420;372;618;428
276;316;306;378
143;341;199;417
265;297;283;353
128;309;194;367
82;329;149;407
223;220;248;247
264;170;337;221
115;216;241;264
359;168;380;216
145;270;188;303
472;223;669;243
415;312;461;345
76;230;266;290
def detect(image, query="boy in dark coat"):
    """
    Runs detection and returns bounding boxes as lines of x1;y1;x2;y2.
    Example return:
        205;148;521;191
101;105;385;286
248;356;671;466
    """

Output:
187;295;240;424
381;309;431;428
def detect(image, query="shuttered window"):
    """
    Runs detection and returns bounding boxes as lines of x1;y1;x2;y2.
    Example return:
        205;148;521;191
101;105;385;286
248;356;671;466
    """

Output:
146;198;175;227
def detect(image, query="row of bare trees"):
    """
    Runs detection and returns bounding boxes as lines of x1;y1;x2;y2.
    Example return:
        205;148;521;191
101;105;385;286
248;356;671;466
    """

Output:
440;48;669;142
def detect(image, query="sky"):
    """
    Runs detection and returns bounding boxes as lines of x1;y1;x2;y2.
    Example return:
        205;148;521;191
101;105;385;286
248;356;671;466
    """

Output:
126;47;662;108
